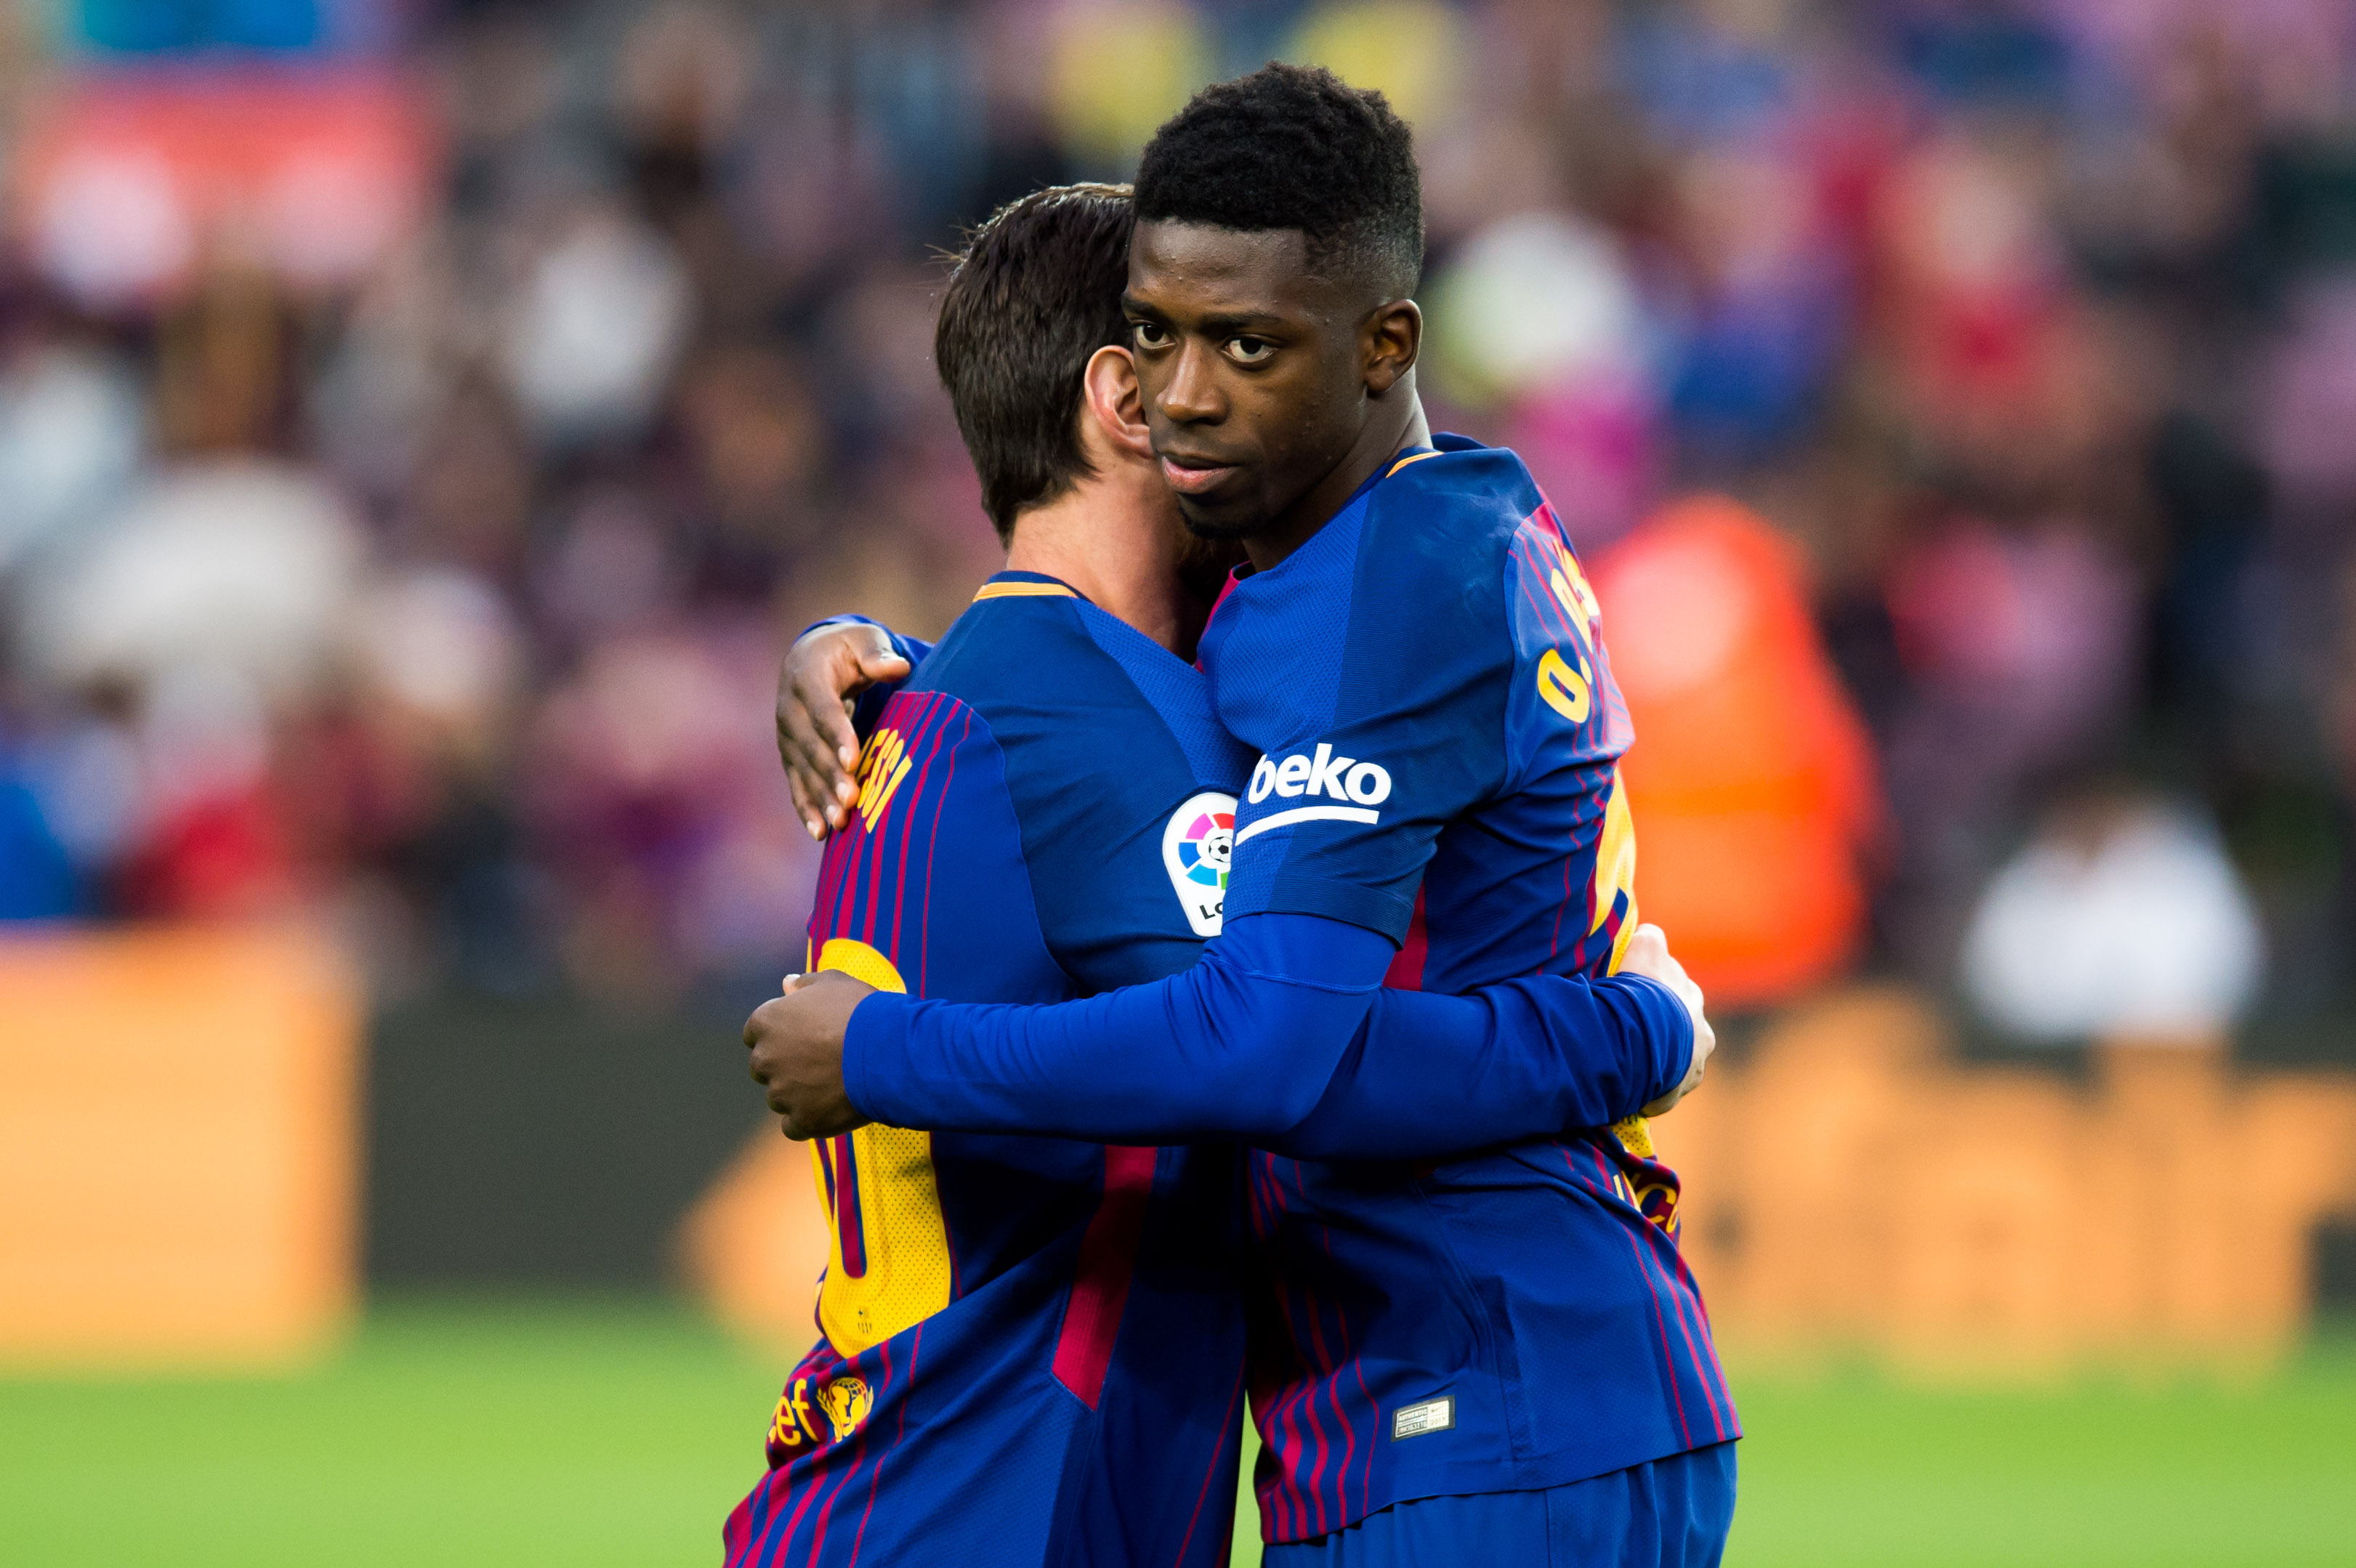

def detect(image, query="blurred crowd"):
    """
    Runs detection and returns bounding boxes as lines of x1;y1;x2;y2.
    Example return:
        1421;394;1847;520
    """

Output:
0;0;2350;1048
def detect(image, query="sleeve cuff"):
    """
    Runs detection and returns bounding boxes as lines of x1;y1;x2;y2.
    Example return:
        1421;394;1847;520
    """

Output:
842;990;916;1126
1605;971;1693;1106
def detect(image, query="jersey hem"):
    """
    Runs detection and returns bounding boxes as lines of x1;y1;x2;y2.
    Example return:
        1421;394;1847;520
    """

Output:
1259;1428;1745;1545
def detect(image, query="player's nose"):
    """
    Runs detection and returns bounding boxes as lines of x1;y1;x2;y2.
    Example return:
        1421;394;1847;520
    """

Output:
1158;339;1226;424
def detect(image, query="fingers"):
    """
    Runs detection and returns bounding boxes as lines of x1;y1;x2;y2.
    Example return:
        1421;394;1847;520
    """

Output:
1617;924;1674;982
1625;923;1712;1118
815;650;911;781
855;650;913;684
817;650;912;791
778;626;902;837
775;692;839;841
784;767;826;843
1646;1001;1714;1118
738;972;871;1141
794;668;868;831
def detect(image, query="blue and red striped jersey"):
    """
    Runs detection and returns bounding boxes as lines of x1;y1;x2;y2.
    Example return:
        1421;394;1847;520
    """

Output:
724;573;1257;1568
1203;435;1740;1542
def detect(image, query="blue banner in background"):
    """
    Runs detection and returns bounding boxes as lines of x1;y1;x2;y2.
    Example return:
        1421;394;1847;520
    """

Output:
67;0;400;55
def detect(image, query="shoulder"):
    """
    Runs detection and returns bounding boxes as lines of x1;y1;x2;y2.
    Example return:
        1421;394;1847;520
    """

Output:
1350;440;1545;635
1364;441;1544;558
1371;440;1545;531
907;590;1099;714
890;589;1230;985
1342;439;1549;669
913;593;1185;768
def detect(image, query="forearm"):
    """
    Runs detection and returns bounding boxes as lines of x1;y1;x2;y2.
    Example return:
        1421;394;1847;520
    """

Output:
1265;972;1693;1161
843;915;1395;1141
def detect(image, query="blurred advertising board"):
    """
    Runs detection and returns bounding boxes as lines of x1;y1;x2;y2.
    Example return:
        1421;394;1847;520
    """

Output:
14;65;438;308
0;924;361;1368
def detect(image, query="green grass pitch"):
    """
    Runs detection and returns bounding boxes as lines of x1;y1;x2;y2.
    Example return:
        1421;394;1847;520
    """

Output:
2;1298;2351;1567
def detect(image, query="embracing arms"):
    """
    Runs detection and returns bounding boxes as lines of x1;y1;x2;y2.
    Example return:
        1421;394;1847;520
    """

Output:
751;622;1712;1155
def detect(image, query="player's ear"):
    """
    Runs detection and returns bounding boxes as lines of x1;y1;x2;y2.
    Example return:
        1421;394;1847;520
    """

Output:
1363;299;1421;397
1082;344;1154;460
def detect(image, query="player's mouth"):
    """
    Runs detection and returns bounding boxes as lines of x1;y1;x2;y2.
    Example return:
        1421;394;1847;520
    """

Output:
1160;454;1240;496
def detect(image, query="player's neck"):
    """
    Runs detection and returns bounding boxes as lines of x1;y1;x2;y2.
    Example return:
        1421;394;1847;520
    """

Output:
1006;474;1202;658
1242;382;1432;573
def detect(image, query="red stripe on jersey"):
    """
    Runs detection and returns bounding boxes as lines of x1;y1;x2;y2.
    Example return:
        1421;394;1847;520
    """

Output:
804;1343;877;1564
1383;889;1428;990
846;1327;916;1567
832;1136;866;1277
1050;1144;1158;1408
916;707;967;998
1577;1141;1696;1450
1200;567;1247;672
1171;1355;1247;1567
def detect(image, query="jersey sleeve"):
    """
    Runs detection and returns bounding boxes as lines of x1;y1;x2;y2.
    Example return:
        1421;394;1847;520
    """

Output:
1267;969;1691;1160
1215;475;1520;944
844;909;1691;1149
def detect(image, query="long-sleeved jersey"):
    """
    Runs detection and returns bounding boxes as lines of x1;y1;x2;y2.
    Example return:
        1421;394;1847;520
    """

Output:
728;567;1697;1565
846;440;1740;1546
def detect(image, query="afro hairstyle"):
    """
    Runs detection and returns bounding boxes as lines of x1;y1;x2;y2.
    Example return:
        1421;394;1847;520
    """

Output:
1134;62;1422;302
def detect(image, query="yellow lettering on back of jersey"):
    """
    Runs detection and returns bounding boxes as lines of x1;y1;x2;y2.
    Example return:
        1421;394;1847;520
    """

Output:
854;729;913;831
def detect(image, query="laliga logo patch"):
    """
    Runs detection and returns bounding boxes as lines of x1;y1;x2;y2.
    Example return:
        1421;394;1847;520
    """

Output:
1161;791;1236;937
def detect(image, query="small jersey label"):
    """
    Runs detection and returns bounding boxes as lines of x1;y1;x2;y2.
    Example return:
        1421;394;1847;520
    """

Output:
1160;791;1237;937
1392;1395;1455;1441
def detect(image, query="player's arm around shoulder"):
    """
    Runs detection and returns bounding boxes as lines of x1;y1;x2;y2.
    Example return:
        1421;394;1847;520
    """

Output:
775;618;919;840
748;687;1057;1141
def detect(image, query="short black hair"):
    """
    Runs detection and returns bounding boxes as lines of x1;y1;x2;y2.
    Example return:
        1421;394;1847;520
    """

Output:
934;183;1134;543
1134;62;1422;301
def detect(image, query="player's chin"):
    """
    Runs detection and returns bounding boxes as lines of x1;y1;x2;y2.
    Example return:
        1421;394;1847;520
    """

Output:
1175;490;1260;542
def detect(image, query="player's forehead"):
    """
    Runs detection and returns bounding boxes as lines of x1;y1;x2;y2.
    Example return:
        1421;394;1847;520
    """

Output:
1123;220;1334;326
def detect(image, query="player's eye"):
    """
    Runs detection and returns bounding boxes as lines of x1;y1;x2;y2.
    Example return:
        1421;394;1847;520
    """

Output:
1225;336;1274;365
1131;320;1171;351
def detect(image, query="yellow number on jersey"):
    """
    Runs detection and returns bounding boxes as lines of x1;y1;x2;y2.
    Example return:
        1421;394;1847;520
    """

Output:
1537;648;1594;724
807;937;953;1355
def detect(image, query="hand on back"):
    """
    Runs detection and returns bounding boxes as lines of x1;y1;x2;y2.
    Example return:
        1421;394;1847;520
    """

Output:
1618;924;1714;1116
775;623;910;840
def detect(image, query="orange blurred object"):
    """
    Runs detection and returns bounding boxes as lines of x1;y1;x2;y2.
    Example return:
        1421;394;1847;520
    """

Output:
0;924;362;1367
678;1129;833;1349
1649;988;2356;1375
1595;495;1881;1007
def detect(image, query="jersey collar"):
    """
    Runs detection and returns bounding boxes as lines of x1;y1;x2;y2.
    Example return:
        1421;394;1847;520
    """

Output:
972;569;1084;604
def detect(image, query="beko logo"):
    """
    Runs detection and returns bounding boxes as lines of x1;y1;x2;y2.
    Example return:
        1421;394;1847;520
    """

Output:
1235;744;1392;845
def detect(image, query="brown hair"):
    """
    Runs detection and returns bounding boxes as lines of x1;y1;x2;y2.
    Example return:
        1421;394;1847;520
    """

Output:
934;183;1134;543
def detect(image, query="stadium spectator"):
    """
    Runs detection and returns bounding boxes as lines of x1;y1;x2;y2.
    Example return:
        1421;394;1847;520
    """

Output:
0;0;2344;1051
